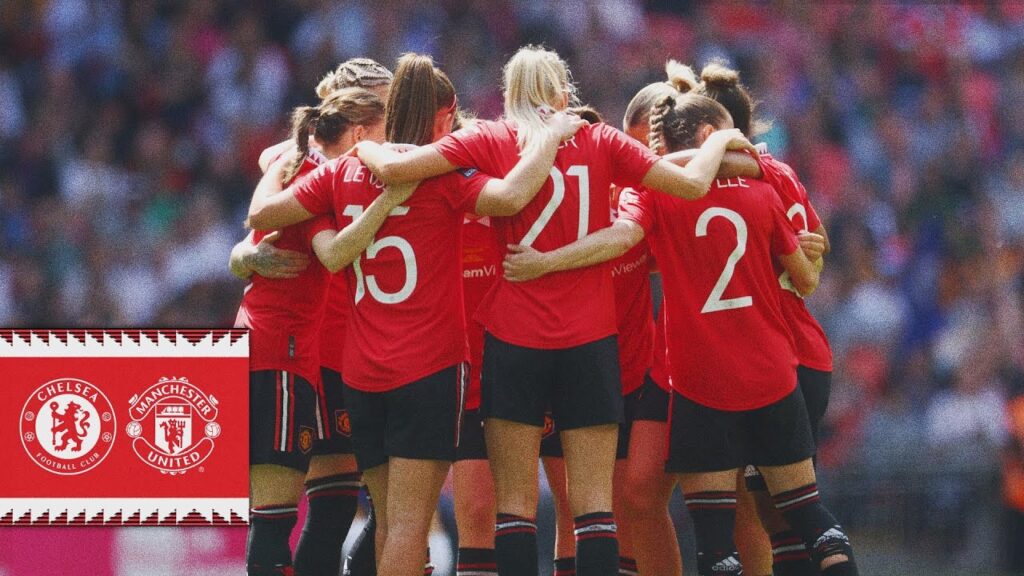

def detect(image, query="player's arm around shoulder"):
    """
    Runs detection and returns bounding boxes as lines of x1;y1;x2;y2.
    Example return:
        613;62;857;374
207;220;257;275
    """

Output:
503;219;645;282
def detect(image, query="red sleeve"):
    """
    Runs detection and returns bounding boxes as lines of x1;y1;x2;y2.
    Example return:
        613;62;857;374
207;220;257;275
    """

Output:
291;161;336;215
617;186;657;234
806;197;822;233
449;168;491;212
757;154;821;232
770;194;800;257
432;123;491;168
305;215;337;245
601;124;661;189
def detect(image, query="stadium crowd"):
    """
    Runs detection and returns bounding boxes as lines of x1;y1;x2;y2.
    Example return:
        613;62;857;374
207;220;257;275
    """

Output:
2;0;1024;570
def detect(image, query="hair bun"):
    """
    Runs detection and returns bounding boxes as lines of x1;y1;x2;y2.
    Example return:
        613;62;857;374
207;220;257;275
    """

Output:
700;61;739;88
664;60;699;94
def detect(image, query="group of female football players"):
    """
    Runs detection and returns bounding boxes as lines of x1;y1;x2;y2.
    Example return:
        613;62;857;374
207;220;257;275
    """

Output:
234;44;856;576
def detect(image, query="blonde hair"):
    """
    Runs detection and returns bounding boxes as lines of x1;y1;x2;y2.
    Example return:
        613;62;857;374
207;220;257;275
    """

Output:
282;87;384;184
315;58;394;100
623;59;698;131
502;46;579;153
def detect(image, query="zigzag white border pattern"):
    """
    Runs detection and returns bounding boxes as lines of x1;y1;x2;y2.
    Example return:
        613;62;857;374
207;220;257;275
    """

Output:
0;498;249;525
0;330;249;357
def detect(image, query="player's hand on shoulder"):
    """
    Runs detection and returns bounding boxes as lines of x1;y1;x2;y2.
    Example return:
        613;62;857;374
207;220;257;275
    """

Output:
503;244;551;282
545;110;588;142
709;128;757;155
383;142;420;154
249;231;311;279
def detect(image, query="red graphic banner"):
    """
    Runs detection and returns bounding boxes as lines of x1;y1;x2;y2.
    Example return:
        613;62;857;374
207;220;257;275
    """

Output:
1;330;249;526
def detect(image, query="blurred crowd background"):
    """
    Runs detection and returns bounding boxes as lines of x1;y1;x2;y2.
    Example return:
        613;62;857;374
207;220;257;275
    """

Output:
2;0;1024;574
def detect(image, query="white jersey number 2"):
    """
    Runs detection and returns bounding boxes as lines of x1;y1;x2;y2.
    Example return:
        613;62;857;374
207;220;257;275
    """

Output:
520;166;591;247
696;207;753;313
343;204;417;305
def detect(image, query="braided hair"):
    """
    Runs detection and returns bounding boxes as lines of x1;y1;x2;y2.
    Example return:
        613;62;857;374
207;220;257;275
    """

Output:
282;87;384;184
648;93;730;154
316;58;394;99
622;59;697;132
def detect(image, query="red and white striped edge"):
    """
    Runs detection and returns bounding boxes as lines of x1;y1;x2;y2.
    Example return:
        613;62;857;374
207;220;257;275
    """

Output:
0;498;249;526
0;330;248;357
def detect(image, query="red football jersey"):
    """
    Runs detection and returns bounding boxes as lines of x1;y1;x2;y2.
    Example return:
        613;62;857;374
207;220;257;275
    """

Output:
758;153;833;371
292;157;487;391
649;305;670;392
318;273;348;374
611;190;654;396
236;154;333;385
433;120;660;349
619;177;801;411
462;215;502;410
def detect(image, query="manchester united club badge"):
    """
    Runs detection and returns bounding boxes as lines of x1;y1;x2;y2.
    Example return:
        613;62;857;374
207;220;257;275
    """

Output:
126;377;222;475
20;378;117;476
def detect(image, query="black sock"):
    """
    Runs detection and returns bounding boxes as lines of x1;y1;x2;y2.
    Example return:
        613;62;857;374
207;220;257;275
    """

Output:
294;472;361;576
574;512;619;576
770;530;815;576
458;548;497;576
683;491;742;575
773;483;857;575
618;556;638;576
494;513;537;576
247;504;299;574
553;557;576;576
344;497;376;576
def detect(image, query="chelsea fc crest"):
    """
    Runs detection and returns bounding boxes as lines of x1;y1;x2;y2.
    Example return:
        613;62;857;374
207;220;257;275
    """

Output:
126;377;221;475
20;378;117;475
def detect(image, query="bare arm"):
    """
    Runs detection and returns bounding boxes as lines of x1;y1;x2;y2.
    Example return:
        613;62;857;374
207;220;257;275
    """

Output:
309;182;419;273
662;149;762;178
354;141;455;185
779;245;820;297
475;113;587;216
259;141;297;173
247;160;316;230
641;129;756;200
503;220;646;282
229;230;311;280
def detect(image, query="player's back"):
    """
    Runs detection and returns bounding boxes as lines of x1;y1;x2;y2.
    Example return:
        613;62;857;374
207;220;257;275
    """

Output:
238;153;332;384
434;120;658;348
642;175;798;410
329;158;482;391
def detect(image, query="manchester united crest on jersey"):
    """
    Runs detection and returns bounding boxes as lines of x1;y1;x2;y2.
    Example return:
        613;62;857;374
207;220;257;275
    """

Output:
126;377;222;475
20;378;117;476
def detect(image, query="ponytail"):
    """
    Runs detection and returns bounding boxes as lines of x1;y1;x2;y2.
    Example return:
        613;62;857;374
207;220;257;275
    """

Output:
503;45;578;154
647;95;674;154
386;53;455;146
282;106;320;184
281;87;385;184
